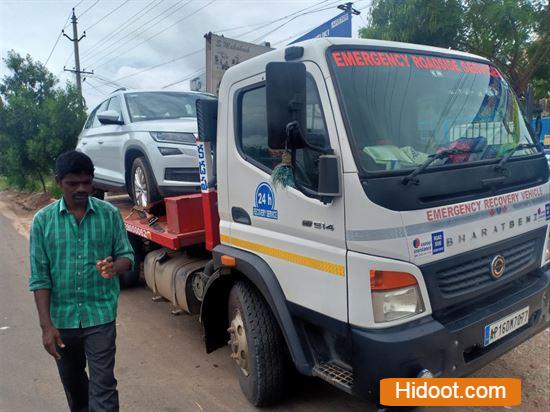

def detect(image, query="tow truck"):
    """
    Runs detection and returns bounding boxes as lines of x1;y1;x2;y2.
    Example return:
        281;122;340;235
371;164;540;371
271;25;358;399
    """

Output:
115;38;550;406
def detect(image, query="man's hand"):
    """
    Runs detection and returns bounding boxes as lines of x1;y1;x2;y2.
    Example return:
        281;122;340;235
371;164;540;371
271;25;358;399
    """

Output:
96;256;115;279
42;325;64;360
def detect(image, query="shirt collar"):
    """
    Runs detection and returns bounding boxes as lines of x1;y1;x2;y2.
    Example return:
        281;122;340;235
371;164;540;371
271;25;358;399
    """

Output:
59;196;95;215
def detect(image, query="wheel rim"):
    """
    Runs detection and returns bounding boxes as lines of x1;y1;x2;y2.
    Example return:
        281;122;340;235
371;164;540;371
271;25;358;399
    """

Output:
133;166;148;207
228;310;249;376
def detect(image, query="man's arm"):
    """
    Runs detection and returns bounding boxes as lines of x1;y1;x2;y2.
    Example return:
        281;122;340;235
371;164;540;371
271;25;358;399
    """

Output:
29;216;63;359
33;289;64;360
97;209;134;278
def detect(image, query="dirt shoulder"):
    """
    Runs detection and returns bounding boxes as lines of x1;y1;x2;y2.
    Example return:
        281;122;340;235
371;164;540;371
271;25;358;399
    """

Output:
0;190;55;238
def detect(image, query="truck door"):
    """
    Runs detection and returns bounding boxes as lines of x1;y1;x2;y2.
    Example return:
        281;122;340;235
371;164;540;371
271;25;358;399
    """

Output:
225;62;348;323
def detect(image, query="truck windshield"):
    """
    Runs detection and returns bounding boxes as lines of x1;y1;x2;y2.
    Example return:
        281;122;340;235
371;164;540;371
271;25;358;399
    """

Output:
328;48;538;173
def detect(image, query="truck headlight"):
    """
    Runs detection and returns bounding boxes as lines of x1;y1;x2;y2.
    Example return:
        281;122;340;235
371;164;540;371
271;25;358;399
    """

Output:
370;270;425;323
150;131;195;145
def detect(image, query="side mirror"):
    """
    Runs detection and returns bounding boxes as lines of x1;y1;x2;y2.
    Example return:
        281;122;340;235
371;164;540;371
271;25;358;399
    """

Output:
97;110;123;125
266;62;306;149
196;98;218;143
317;155;341;202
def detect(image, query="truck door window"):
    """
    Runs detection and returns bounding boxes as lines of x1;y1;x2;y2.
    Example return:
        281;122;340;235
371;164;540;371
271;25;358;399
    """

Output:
237;76;329;192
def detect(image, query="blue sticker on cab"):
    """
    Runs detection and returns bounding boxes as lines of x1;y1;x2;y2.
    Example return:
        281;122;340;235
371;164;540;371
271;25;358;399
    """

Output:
546;203;550;221
431;231;445;254
253;182;278;220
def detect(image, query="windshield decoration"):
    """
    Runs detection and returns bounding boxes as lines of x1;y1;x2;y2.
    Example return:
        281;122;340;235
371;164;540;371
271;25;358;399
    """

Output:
331;51;502;78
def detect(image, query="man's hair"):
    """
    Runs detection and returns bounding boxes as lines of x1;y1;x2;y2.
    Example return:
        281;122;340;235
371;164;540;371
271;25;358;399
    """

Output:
55;151;95;180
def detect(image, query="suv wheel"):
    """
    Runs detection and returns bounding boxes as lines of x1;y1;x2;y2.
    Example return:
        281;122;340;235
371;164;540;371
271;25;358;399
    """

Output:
131;157;160;208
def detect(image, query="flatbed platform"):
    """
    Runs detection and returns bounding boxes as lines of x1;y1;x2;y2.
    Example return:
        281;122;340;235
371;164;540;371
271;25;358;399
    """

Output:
108;195;205;250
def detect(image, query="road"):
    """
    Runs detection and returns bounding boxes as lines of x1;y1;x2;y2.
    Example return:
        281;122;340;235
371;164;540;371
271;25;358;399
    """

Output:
0;203;548;412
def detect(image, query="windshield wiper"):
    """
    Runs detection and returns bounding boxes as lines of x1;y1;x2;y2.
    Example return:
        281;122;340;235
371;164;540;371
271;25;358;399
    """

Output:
401;148;476;186
494;143;540;173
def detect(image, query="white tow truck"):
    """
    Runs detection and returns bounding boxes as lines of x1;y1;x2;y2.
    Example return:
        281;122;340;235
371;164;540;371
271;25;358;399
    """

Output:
118;38;550;406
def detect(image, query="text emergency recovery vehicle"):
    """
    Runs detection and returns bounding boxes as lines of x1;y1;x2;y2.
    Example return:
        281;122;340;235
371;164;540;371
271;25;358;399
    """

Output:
121;38;550;406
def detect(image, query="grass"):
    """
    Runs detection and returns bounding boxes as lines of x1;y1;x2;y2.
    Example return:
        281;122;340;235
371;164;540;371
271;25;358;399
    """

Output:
0;175;62;198
0;176;8;191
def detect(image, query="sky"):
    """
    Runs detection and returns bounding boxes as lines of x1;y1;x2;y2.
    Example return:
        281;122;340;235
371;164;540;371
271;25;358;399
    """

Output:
0;0;371;110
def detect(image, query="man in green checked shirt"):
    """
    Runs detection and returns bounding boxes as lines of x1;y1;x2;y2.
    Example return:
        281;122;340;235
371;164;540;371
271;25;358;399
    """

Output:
29;151;134;412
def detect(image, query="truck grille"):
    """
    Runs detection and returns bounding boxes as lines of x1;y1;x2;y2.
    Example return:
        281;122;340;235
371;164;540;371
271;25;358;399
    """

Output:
436;239;537;298
420;227;546;315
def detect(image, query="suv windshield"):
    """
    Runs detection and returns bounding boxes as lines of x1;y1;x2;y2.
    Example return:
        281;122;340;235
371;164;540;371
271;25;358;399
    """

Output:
124;92;214;122
329;48;538;173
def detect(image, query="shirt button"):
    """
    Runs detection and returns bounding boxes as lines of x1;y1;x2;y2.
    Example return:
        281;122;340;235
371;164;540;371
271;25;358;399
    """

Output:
78;255;82;258
77;287;81;290
78;303;82;306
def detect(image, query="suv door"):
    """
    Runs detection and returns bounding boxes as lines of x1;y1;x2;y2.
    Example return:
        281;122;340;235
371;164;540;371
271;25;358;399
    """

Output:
91;95;128;184
225;63;347;323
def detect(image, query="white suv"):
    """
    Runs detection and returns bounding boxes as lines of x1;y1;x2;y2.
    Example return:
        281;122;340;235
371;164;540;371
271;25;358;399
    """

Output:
76;89;215;207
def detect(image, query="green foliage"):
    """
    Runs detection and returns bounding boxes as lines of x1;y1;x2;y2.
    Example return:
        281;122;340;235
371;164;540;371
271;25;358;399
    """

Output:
0;51;87;192
359;0;550;97
359;0;464;48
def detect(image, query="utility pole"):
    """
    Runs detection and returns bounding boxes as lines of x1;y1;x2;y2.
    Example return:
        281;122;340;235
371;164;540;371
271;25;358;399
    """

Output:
63;8;93;98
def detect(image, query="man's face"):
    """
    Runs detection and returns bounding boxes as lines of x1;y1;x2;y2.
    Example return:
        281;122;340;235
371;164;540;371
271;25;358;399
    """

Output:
57;172;93;207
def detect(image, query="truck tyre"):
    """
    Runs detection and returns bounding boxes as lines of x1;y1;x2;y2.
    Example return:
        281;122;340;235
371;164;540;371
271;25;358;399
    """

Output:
131;156;160;209
227;279;286;406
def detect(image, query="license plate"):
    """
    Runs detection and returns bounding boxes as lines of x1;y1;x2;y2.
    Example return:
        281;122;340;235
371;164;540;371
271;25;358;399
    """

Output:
483;306;530;347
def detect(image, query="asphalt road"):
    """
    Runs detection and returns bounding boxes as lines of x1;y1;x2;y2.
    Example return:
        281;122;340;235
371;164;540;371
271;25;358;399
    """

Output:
0;208;548;412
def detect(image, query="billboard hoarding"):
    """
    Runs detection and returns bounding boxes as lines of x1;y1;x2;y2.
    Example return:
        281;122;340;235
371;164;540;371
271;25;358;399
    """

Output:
205;33;272;95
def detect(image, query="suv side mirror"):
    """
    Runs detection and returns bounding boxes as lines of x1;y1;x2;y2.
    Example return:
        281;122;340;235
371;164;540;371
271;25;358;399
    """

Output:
97;110;123;125
317;155;341;202
266;62;306;149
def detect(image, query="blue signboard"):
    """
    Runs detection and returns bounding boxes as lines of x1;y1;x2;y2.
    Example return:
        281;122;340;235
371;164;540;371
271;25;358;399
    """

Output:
290;10;352;44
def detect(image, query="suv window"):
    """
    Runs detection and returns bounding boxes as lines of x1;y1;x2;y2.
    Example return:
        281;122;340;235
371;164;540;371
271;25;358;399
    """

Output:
107;96;123;121
238;76;329;191
90;100;109;128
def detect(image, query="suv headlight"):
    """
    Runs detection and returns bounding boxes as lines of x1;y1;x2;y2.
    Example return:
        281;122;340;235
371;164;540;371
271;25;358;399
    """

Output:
150;131;195;145
370;270;425;323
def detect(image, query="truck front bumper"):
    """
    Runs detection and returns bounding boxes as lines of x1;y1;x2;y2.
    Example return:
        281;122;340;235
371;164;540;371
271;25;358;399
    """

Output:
351;267;550;399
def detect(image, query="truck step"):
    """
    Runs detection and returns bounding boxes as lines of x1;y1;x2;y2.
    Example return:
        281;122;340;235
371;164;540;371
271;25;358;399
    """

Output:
312;361;353;394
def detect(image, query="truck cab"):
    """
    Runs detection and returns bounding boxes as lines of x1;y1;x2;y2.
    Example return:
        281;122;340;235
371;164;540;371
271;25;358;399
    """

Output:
131;37;549;406
209;38;549;400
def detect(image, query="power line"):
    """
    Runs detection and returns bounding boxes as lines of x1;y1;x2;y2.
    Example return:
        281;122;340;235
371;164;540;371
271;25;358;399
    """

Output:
250;0;344;43
79;0;100;18
112;48;203;82
92;0;215;70
84;0;192;66
44;11;72;65
90;73;127;89
161;68;205;89
80;0;162;60
83;0;131;32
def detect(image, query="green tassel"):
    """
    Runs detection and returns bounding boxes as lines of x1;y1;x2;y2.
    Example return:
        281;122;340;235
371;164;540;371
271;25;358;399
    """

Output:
271;151;294;188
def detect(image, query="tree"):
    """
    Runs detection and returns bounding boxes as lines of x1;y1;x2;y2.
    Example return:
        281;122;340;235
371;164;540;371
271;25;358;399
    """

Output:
359;0;550;98
0;51;86;191
359;0;464;49
463;0;549;97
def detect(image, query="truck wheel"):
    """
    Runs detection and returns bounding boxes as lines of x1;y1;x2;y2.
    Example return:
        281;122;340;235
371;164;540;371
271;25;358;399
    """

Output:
131;157;160;208
227;279;286;406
